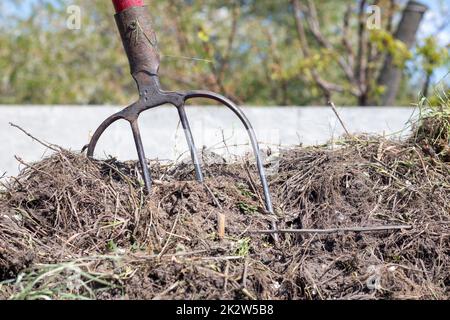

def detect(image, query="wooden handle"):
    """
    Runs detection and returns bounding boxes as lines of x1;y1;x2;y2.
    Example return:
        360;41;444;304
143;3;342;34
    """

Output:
114;5;160;76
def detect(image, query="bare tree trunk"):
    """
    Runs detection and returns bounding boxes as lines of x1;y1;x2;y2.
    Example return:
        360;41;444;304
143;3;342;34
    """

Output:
375;1;427;106
422;71;432;97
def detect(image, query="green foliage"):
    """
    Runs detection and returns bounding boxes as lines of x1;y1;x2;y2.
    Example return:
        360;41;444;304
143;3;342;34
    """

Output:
417;89;450;145
237;201;258;214
5;257;123;300
369;29;413;67
236;183;255;198
417;36;449;75
234;237;251;257
107;240;118;252
407;85;450;163
0;0;440;106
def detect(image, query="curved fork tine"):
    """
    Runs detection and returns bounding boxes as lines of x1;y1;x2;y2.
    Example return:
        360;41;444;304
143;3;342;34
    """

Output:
86;111;153;194
130;120;153;194
87;112;123;157
184;91;278;242
177;105;204;182
185;91;273;212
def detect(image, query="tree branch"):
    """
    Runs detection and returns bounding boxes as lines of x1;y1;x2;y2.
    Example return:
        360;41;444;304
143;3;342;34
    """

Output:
386;0;396;34
202;4;242;103
304;0;360;94
342;4;355;71
356;0;369;102
217;4;239;86
291;0;346;101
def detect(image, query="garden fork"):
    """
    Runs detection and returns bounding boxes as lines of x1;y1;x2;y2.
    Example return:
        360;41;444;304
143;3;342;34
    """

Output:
86;0;277;231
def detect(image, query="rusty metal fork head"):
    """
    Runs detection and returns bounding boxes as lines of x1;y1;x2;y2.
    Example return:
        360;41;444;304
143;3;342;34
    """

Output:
86;2;277;233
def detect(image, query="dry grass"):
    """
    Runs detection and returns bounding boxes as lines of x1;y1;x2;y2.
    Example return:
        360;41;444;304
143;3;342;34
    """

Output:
0;101;449;300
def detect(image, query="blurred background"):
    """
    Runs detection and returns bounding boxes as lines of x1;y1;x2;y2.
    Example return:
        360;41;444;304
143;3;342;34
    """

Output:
0;0;448;107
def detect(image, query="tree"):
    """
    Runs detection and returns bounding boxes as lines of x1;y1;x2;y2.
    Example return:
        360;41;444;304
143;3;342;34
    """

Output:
376;0;427;105
0;0;441;106
416;37;449;98
289;0;426;105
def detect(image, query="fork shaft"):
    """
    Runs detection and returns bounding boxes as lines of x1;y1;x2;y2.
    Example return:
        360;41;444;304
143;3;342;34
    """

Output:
115;5;160;77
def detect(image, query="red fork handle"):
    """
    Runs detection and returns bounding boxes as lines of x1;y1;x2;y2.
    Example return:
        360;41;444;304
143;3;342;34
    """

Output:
112;0;144;13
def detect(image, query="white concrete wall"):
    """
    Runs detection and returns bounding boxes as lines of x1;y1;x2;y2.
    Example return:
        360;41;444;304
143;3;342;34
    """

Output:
0;105;418;179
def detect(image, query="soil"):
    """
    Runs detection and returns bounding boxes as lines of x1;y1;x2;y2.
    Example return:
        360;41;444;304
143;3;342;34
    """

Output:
0;131;448;300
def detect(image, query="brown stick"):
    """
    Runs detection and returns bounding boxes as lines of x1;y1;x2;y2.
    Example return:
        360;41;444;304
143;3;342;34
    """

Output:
14;156;54;178
204;183;222;209
241;257;249;287
248;224;412;235
328;101;350;136
152;281;182;300
217;212;226;240
10;122;59;152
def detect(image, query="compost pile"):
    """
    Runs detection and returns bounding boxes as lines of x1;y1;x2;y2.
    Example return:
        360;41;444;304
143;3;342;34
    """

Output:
0;110;449;300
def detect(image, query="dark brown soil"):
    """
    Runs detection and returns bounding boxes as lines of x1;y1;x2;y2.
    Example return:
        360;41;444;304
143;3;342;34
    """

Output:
0;134;449;300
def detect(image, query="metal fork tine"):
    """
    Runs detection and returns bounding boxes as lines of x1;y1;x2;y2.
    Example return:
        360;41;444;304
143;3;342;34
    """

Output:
86;2;279;244
184;91;279;242
130;119;152;193
184;91;274;212
177;105;204;182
